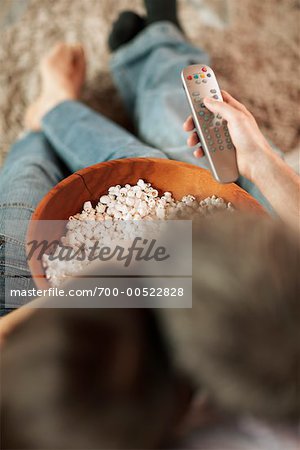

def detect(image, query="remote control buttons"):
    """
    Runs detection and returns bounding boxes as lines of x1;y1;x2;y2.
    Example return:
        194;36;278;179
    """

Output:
200;74;206;78
196;80;201;84
201;103;205;108
199;111;205;116
194;75;199;79
219;145;224;151
202;79;207;83
207;73;211;77
217;114;222;119
218;139;222;144
215;121;221;126
192;92;200;96
227;144;233;149
202;67;207;72
210;89;217;93
213;95;219;99
187;75;193;80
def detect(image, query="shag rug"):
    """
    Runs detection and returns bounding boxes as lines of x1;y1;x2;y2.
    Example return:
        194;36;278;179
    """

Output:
0;0;299;166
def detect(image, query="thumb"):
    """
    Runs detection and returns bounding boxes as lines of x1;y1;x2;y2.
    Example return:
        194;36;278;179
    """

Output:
204;97;236;122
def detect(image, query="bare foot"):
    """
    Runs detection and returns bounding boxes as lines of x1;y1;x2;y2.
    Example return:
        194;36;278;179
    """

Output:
25;43;86;131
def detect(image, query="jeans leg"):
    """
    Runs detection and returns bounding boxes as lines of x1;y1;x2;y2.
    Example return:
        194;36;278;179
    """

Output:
110;21;210;168
0;132;69;312
41;100;167;174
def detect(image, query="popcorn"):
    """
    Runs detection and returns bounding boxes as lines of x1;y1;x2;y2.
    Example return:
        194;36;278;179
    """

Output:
137;179;146;189
83;201;93;212
99;195;111;204
43;180;234;286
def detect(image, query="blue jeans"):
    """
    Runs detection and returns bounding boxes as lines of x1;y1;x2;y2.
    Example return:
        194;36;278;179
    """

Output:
0;22;272;313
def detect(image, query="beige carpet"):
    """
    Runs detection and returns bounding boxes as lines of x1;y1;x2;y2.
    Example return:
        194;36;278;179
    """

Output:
0;0;299;167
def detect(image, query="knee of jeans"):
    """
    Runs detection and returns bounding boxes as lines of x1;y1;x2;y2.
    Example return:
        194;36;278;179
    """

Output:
143;149;168;159
1;153;63;197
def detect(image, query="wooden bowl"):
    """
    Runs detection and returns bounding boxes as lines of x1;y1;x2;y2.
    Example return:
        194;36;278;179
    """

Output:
27;158;264;288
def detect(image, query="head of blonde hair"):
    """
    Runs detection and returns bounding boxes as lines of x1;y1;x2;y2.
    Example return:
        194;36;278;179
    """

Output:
160;212;300;421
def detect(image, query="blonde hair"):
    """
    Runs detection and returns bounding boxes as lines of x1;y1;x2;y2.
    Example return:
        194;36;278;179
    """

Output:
160;213;300;420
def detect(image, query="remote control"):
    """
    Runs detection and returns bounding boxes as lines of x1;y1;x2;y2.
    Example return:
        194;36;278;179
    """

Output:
181;64;239;183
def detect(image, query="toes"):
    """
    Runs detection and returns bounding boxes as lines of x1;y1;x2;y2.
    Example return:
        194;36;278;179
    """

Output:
49;42;69;60
41;42;86;73
73;44;85;63
72;44;86;76
41;42;67;69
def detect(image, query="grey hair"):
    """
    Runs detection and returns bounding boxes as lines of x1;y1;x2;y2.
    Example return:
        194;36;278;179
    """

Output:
159;213;300;421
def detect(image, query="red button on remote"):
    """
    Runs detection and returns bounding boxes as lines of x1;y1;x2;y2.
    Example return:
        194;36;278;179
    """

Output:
187;75;193;80
202;67;207;72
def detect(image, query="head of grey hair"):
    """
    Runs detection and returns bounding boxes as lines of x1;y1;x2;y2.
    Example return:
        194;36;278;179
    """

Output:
159;212;300;422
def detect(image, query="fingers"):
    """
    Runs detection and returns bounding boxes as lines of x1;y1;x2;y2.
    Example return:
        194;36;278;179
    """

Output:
193;147;204;159
183;116;204;158
203;97;237;122
187;131;199;147
221;90;251;117
186;131;204;158
184;92;251;127
183;115;195;132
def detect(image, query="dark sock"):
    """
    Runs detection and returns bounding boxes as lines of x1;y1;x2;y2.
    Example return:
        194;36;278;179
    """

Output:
108;11;146;51
144;0;181;28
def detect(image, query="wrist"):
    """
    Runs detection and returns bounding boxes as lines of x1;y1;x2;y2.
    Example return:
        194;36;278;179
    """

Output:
248;142;273;184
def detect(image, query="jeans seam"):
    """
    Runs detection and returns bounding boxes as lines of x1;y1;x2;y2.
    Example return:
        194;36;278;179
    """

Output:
0;202;35;211
0;234;26;247
0;258;29;271
1;265;30;273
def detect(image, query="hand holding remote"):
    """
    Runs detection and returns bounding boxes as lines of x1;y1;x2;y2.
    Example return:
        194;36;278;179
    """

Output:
183;90;273;183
